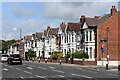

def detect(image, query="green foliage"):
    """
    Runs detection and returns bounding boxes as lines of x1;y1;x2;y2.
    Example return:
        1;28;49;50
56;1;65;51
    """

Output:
51;51;63;59
28;49;36;59
0;40;16;51
72;50;89;59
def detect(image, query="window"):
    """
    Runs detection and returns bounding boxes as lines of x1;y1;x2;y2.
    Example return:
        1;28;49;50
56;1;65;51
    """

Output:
90;47;92;58
86;31;88;41
90;30;92;41
86;47;88;54
72;34;74;42
65;37;66;43
35;42;37;47
69;34;71;43
67;35;68;43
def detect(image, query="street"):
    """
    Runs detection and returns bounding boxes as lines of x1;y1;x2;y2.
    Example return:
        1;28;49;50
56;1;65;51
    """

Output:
1;61;119;80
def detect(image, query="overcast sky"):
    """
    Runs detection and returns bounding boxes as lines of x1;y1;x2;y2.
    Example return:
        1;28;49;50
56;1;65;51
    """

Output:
0;0;119;40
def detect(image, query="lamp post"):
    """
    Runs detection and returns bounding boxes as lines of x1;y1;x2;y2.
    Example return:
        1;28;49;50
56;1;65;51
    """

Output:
18;28;22;40
106;27;109;70
14;28;22;40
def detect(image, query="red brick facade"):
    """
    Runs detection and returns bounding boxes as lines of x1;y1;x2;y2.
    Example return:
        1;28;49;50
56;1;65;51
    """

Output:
97;6;119;61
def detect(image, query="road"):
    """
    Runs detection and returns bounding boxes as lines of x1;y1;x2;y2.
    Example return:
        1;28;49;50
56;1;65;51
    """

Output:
1;61;119;80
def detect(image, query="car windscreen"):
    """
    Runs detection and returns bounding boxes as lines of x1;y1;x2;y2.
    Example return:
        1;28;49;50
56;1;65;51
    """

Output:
10;54;20;58
2;55;8;57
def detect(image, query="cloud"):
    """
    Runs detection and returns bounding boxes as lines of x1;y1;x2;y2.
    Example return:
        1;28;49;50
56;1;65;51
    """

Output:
2;15;46;40
43;2;118;21
11;3;38;18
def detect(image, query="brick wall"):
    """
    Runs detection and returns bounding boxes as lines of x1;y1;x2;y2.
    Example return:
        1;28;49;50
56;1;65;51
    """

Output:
97;11;119;61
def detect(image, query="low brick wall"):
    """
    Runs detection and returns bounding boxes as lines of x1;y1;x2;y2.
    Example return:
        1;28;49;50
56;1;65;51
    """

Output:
35;58;97;65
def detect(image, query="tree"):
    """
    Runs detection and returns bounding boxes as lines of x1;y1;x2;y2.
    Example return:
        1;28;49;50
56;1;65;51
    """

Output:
0;39;16;53
28;49;36;60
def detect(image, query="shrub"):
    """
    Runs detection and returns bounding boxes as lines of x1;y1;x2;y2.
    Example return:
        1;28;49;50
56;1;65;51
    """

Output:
51;51;63;59
72;50;89;59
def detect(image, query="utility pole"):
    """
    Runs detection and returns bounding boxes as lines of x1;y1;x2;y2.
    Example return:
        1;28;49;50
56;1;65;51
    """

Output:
106;27;109;70
18;28;22;40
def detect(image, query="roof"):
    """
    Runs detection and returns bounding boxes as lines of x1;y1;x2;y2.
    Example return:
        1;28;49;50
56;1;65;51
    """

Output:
43;30;47;37
66;23;82;32
60;22;66;31
85;14;111;27
85;18;100;27
48;28;59;35
24;35;32;41
32;32;43;40
36;32;43;39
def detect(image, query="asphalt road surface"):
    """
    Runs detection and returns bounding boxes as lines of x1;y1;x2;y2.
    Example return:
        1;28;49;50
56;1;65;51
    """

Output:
1;61;120;80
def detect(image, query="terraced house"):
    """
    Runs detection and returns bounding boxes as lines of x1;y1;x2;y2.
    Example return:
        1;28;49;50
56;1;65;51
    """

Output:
59;22;82;56
10;6;119;66
42;26;59;58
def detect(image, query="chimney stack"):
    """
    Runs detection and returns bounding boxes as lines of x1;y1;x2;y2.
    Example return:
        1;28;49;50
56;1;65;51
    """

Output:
111;6;117;16
47;26;50;31
80;15;85;23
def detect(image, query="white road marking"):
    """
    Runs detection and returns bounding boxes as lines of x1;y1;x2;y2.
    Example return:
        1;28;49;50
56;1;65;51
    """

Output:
29;65;35;67
81;69;98;73
27;67;33;70
107;74;118;76
57;75;65;78
35;75;46;78
52;70;64;73
20;77;24;79
71;73;92;79
29;76;33;78
8;66;13;68
38;67;47;70
3;68;8;71
23;64;26;65
49;66;55;69
80;75;92;79
77;68;82;69
24;71;32;74
15;68;21;71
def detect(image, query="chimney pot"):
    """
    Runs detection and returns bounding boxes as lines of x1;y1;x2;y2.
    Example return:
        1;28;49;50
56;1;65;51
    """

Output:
111;6;117;15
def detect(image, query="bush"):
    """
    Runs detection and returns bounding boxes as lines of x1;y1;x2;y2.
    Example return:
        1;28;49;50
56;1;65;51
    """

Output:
51;51;63;59
27;49;36;59
72;50;89;59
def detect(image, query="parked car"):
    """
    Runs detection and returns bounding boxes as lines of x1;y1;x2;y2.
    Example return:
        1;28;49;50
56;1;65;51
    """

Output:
0;54;9;62
7;54;22;65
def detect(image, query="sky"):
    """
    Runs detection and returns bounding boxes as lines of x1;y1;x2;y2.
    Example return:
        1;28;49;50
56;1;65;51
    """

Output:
0;0;119;40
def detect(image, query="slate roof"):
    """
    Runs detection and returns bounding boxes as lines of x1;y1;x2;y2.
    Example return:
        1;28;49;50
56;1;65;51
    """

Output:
32;34;36;40
85;14;111;27
24;35;32;41
66;23;82;32
48;28;59;35
60;22;66;32
36;32;43;39
85;18;100;27
43;30;47;37
32;32;43;40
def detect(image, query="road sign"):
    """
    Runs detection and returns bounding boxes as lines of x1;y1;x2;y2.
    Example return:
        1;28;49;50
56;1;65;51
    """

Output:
102;48;105;53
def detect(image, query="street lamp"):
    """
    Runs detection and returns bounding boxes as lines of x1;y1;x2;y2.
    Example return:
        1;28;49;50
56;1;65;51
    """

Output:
13;28;22;40
18;28;22;40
